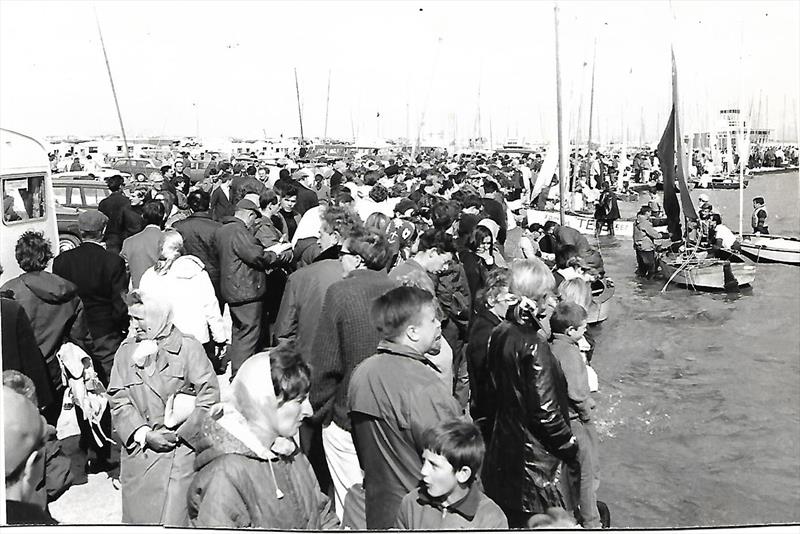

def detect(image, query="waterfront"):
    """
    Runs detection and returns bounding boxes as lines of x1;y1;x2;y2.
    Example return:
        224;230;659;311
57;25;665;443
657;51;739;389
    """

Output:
593;170;800;526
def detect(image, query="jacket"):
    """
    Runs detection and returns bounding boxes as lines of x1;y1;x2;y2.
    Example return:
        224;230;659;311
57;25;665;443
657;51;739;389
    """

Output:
108;327;219;525
310;269;398;431
466;304;502;438
99;190;143;251
52;241;130;339
460;250;489;311
549;333;595;422
187;405;339;529
633;214;662;252
348;340;463;529
0;272;94;390
209;184;235;222
395;486;508;530
274;259;344;363
481;307;577;515
172;211;222;295
139;256;226;344
0;295;55;411
214;216;280;305
121;225;164;289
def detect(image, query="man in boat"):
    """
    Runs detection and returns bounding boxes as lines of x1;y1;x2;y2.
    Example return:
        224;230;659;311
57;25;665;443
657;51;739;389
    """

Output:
751;197;769;234
708;213;741;252
632;205;668;279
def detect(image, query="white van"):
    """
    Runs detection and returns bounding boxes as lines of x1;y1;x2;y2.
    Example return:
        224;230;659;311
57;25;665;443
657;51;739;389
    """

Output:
1;128;59;285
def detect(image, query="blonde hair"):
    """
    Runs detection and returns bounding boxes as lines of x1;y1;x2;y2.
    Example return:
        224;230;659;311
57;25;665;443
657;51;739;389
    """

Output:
154;229;184;274
558;278;592;312
508;258;555;301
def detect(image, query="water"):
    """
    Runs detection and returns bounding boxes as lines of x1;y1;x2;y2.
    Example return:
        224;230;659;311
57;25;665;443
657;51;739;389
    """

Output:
590;171;800;527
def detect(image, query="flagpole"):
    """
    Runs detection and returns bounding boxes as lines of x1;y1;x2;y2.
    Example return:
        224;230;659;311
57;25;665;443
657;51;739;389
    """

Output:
554;3;567;225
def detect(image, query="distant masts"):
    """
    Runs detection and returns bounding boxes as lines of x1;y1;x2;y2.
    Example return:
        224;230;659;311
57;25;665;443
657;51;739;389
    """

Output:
323;69;331;141
586;37;597;152
94;8;129;159
294;68;305;144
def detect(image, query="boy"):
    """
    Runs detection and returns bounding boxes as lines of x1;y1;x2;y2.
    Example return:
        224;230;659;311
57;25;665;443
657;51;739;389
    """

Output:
394;420;508;530
751;197;769;234
549;302;602;529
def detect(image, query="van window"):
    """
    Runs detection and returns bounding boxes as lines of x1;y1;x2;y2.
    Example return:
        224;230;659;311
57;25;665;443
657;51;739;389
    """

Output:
2;175;47;224
83;187;109;207
53;186;69;205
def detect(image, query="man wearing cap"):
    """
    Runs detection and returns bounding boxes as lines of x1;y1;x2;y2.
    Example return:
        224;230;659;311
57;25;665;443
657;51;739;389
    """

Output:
53;210;130;384
214;195;289;377
4;386;58;525
99;174;142;254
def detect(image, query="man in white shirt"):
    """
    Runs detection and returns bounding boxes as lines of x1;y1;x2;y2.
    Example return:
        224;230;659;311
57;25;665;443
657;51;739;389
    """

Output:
709;213;739;250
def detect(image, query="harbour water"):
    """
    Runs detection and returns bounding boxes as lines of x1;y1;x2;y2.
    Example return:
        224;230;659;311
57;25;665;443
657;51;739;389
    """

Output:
591;171;800;527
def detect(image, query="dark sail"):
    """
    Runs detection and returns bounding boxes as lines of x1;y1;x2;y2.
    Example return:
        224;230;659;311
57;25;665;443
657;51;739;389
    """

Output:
657;106;682;241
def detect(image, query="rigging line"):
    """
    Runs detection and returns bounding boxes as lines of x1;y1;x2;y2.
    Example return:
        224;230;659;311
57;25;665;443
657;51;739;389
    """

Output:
93;5;129;159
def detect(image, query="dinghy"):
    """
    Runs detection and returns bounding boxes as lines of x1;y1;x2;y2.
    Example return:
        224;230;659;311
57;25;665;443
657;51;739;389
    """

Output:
739;234;800;265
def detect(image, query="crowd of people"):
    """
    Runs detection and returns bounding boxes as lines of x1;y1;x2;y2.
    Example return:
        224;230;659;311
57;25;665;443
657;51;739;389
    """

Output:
3;147;648;529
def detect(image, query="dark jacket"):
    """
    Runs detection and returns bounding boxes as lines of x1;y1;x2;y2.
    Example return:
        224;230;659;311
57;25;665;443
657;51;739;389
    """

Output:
0;272;94;390
482;306;577;515
466;304;503;439
275;178;319;216
98;190;142;251
209;185;235;222
460;250;490;311
173;212;222;295
5;500;58;525
348;340;462;529
274;259;344;364
309;269;398;431
187;406;338;529
0;295;55;411
395;486;508;530
229;175;267;206
52;241;129;339
214;216;279;305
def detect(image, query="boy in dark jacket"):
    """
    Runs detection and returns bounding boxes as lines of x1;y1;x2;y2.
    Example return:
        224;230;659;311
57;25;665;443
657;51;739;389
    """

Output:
549;302;601;528
395;420;507;530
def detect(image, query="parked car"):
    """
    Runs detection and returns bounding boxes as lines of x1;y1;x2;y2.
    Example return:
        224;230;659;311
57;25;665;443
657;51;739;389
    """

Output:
54;169;133;185
108;158;161;181
52;178;112;252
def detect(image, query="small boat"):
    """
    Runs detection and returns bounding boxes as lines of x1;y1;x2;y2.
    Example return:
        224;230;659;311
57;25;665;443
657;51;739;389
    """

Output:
739;234;800;265
527;208;635;238
749;165;799;176
616;191;639;202
587;278;614;324
659;248;756;290
692;175;749;189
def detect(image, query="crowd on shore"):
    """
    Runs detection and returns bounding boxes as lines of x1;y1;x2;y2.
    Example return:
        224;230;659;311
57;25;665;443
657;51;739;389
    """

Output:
2;141;760;528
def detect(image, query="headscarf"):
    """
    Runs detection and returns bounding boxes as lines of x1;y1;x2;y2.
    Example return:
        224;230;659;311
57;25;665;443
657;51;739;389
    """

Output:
128;290;174;368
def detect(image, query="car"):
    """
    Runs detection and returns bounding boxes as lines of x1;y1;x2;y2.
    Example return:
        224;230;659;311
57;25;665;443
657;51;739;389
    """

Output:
108;158;161;181
54;169;134;185
52;178;113;252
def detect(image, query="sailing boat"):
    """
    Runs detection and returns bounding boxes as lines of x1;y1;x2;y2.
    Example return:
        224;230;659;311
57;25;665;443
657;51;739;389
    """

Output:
657;49;756;291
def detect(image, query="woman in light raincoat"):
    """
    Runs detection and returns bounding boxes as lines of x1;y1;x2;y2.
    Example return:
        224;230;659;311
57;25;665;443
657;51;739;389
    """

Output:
108;289;219;525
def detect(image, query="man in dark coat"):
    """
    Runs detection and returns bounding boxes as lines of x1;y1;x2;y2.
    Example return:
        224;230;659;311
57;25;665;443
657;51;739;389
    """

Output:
214;197;288;377
98;174;142;253
275;171;319;216
173;190;223;308
53;210;129;384
210;163;235;221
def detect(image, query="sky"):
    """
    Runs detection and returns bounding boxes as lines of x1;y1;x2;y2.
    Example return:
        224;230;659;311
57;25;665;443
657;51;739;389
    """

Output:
1;0;798;144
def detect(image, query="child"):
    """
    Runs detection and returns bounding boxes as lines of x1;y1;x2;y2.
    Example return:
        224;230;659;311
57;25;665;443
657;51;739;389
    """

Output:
549;302;602;529
394;420;508;530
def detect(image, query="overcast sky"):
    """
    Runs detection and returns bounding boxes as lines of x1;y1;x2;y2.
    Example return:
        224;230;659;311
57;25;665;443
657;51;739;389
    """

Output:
1;0;798;144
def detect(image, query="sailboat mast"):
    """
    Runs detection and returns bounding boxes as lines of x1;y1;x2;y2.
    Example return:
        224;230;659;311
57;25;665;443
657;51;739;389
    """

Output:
587;37;597;153
554;3;567;226
323;70;331;141
294;68;305;145
94;10;129;159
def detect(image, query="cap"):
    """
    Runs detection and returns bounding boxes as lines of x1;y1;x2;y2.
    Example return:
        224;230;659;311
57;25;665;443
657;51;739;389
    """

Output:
77;210;108;232
698;193;710;203
235;196;262;217
395;198;418;216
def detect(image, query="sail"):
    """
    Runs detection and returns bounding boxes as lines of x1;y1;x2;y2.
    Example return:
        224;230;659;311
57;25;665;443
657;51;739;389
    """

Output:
531;141;558;199
670;49;697;222
657;106;682;241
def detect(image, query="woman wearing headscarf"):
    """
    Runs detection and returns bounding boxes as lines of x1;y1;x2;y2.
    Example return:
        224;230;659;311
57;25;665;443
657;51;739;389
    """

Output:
139;230;227;370
476;218;509;269
108;290;220;525
187;345;339;529
481;258;577;528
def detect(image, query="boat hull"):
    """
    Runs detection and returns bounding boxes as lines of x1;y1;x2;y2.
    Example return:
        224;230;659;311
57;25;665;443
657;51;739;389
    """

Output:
739;234;800;265
659;250;756;290
587;279;614;324
527;209;635;238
